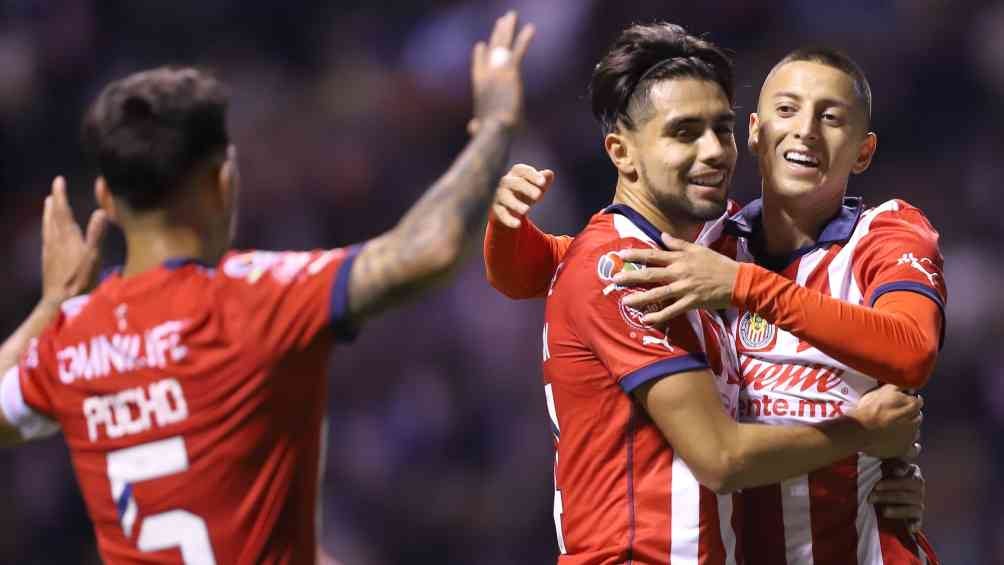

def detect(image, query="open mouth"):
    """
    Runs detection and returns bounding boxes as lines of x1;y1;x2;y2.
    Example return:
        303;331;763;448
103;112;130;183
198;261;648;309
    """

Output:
783;150;820;168
687;171;726;188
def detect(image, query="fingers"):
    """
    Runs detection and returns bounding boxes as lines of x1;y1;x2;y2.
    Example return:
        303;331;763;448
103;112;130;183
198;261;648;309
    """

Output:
492;203;522;229
642;295;697;326
879;504;923;522
615;248;676;269
511;23;536;64
471;41;487;84
85;209;109;250
873;476;923;495
621;280;680;308
661;233;694;251
497;187;530;216
489;11;517;50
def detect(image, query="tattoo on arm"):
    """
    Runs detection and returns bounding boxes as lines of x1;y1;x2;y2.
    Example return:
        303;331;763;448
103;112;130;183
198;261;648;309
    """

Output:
347;120;514;321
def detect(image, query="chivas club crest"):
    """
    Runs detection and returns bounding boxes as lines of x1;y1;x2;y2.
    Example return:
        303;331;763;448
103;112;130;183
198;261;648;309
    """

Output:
738;311;776;350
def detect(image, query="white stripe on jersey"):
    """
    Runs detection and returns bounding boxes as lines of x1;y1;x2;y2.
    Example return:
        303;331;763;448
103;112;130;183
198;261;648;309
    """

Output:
827;200;900;300
613;214;658;245
795;248;828;286
856;454;884;564
782;475;814;564
716;491;738;565
670;455;701;564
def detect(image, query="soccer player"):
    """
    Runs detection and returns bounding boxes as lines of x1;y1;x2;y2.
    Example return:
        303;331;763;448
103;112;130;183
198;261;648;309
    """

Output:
483;23;924;564
484;25;941;565
0;12;534;564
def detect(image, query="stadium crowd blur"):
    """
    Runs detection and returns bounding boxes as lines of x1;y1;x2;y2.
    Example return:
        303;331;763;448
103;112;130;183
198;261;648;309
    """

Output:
0;0;999;563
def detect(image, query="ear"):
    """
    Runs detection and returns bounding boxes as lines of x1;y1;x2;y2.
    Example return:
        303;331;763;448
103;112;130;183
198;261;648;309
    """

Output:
94;177;120;224
217;145;238;208
604;131;636;179
747;112;761;155
851;132;877;174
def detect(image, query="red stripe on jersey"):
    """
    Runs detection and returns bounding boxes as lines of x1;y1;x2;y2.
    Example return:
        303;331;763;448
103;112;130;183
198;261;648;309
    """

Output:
699;486;725;564
741;484;787;565
809;455;859;565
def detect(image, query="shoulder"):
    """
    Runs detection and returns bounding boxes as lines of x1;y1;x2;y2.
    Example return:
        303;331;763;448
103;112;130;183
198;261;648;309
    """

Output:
858;199;939;237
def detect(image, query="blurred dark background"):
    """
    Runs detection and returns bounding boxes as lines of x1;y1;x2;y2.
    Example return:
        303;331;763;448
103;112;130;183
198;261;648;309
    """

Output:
0;0;999;563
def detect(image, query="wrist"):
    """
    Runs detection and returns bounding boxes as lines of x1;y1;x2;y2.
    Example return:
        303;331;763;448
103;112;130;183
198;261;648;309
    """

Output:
37;294;67;314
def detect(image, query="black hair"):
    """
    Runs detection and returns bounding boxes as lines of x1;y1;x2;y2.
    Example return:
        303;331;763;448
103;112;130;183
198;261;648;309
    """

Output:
82;66;230;210
590;22;734;135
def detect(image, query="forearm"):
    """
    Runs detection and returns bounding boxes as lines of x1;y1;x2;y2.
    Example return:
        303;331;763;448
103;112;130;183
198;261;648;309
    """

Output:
347;121;514;319
723;417;868;491
733;264;938;388
0;300;60;375
484;216;566;299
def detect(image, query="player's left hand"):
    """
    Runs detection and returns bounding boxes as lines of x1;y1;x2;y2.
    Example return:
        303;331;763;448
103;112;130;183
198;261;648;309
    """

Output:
40;176;108;308
616;233;740;325
869;461;925;533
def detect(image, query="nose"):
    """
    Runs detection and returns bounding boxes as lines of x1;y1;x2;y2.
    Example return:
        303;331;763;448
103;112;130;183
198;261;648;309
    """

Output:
793;112;820;142
697;129;727;164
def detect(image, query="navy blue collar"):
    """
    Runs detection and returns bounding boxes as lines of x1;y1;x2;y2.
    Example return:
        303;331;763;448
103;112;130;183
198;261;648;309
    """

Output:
603;203;669;249
723;196;864;271
162;257;212;270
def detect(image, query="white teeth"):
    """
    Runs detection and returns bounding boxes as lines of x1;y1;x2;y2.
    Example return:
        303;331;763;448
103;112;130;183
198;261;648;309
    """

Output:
784;151;819;166
689;172;725;186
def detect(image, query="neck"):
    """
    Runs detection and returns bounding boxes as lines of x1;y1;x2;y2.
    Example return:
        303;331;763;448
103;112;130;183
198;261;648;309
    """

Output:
121;212;219;277
612;178;703;242
760;182;845;256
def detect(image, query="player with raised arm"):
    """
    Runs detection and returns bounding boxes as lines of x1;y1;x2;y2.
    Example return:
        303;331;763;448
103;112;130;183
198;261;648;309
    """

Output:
484;26;940;565
487;23;922;564
0;12;534;564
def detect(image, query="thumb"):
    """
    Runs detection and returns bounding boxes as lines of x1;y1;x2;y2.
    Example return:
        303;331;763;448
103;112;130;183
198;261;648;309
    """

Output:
539;169;556;191
467;118;481;136
85;209;109;250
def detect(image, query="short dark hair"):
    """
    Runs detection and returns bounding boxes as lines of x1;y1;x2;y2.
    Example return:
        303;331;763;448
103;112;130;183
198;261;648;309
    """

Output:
773;47;872;124
590;22;734;135
82;66;230;211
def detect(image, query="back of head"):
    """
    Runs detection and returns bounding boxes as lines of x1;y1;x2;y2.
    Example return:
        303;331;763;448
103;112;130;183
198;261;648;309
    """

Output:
590;22;734;135
771;47;872;124
82;66;230;211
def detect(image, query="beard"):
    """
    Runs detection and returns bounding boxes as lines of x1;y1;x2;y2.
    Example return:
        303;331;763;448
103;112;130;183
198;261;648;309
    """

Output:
639;163;728;225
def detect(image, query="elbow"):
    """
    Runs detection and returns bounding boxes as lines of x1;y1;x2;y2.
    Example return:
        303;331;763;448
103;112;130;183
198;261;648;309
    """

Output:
694;452;744;495
897;345;937;389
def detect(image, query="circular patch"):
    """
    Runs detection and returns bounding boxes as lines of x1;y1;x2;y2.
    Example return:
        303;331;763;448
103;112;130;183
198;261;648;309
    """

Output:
738;311;776;350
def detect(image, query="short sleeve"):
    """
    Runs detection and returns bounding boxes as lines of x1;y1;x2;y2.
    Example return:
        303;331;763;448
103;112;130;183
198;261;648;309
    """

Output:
1;327;61;439
219;246;362;354
853;202;947;312
568;239;710;393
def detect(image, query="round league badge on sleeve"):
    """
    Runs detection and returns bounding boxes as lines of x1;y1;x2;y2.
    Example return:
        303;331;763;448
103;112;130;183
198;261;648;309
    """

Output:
737;311;777;351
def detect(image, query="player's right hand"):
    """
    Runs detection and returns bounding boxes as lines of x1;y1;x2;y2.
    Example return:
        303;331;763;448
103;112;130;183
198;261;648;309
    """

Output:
469;11;535;133
852;385;923;459
41;176;108;307
491;163;554;228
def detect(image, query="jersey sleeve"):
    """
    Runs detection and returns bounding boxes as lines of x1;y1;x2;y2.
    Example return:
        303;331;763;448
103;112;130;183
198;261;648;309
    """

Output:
484;216;573;299
854;202;947;315
568;239;710;392
220;246;362;354
1;325;61;440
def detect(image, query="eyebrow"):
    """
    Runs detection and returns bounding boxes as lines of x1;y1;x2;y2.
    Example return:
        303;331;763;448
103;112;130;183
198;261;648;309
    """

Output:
772;91;851;109
663;111;736;133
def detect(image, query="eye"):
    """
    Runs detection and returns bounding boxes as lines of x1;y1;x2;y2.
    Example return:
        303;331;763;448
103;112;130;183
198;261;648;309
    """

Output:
776;104;796;117
714;124;735;136
822;112;844;125
673;127;700;141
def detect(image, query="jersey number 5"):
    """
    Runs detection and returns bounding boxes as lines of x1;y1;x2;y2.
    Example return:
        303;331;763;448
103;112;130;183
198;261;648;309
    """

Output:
107;436;217;564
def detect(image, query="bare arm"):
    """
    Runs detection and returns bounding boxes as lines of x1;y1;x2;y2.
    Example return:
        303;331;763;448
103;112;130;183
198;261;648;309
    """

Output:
346;12;535;321
632;370;921;493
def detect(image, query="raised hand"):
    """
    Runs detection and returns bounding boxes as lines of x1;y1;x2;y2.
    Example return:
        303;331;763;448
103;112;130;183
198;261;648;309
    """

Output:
491;163;554;228
41;176;108;307
615;233;740;325
851;385;923;459
469;11;535;134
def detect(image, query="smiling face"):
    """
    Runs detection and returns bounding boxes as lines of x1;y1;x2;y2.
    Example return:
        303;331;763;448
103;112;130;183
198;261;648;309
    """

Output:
613;78;737;224
749;60;877;206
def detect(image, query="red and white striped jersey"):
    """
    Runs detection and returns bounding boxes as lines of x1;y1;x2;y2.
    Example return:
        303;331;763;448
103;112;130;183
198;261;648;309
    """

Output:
725;197;945;565
542;203;745;565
